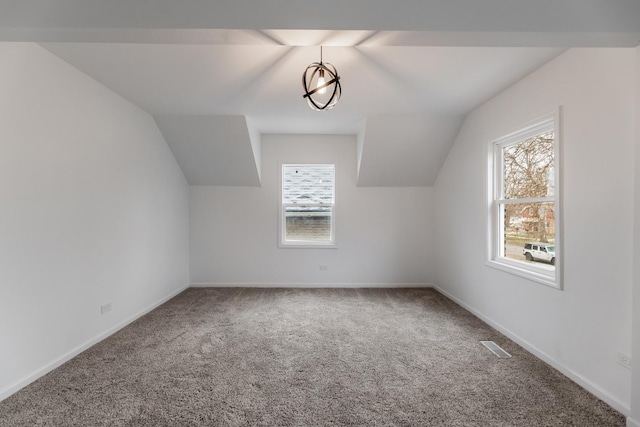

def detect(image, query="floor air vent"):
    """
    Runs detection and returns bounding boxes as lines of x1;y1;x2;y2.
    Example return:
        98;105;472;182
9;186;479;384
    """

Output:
480;341;512;358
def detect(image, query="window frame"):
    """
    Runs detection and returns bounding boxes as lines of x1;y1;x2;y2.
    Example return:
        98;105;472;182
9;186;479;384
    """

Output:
486;109;563;289
279;163;337;249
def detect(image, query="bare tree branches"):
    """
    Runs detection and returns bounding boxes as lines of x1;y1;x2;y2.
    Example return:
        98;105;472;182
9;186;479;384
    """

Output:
503;132;555;243
503;132;554;199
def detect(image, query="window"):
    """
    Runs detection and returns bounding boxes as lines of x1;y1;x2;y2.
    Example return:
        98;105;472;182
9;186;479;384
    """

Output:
280;164;336;248
487;110;561;288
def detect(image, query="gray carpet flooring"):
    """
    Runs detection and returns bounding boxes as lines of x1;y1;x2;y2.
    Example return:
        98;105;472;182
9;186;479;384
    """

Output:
0;288;625;426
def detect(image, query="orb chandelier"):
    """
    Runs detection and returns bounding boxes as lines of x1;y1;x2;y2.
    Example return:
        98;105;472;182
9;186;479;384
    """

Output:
302;46;341;111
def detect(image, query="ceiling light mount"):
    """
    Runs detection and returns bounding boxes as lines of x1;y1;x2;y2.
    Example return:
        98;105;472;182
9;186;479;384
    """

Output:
302;46;341;111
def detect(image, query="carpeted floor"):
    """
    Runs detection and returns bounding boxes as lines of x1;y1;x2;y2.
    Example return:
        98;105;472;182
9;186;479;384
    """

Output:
0;288;625;426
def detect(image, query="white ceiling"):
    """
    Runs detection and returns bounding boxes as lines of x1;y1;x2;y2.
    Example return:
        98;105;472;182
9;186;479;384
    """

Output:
2;1;639;186
40;43;566;135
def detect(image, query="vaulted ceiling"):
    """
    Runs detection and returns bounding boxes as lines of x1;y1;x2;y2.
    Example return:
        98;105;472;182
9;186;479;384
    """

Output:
2;1;639;186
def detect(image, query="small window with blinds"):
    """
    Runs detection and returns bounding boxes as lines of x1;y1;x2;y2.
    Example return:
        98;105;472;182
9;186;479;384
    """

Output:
280;164;336;247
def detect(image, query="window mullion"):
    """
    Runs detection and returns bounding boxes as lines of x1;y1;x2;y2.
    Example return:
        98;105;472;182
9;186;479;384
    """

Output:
499;196;555;205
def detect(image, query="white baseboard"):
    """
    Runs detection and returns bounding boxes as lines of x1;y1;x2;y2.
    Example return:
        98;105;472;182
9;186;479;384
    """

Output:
628;417;640;427
432;285;630;417
190;282;434;288
0;284;188;402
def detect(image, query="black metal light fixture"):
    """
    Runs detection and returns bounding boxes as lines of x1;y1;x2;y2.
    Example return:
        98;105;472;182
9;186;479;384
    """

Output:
302;46;341;111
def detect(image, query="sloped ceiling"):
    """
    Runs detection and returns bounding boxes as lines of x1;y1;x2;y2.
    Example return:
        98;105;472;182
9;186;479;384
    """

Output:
357;115;464;187
154;115;261;186
2;1;639;186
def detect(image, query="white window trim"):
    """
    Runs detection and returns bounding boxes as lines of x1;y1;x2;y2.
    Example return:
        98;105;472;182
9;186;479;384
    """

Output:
485;108;563;289
279;164;337;249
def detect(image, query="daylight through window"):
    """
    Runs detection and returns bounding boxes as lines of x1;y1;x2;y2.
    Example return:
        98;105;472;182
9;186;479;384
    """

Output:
281;164;335;247
488;111;561;288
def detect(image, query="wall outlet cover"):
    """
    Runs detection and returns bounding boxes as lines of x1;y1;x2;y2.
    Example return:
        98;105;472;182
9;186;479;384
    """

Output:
100;303;112;314
616;352;632;369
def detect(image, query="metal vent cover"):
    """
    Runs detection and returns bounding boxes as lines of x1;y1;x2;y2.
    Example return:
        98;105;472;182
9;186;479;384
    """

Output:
480;341;512;358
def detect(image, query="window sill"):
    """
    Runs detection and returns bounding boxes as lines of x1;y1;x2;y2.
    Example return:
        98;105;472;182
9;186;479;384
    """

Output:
279;242;337;249
485;258;561;290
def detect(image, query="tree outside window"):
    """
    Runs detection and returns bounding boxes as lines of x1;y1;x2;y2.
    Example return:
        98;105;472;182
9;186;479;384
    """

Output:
488;110;561;288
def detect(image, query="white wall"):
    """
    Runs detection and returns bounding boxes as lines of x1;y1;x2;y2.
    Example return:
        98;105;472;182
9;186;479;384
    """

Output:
190;134;433;286
630;46;640;427
0;43;190;399
434;48;635;414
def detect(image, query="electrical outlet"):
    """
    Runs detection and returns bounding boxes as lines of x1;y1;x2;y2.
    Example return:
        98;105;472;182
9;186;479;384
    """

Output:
100;302;112;315
319;265;328;271
616;352;632;369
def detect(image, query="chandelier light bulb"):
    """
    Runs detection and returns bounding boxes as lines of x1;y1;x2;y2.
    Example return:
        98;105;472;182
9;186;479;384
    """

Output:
317;70;327;95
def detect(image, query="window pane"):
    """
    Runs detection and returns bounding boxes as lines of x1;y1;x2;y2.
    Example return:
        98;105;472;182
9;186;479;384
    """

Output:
503;132;554;199
281;164;335;246
502;201;556;269
285;206;332;242
283;165;334;204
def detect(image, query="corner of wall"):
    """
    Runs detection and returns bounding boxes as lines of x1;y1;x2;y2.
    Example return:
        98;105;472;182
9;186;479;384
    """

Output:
245;116;262;185
629;44;640;427
356;119;367;184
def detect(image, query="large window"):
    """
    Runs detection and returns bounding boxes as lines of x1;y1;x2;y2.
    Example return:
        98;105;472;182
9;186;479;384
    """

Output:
280;164;335;248
487;110;561;288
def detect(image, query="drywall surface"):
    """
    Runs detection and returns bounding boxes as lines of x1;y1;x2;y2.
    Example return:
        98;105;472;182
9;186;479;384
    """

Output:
630;46;640;427
0;43;189;399
190;134;433;286
434;48;635;413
